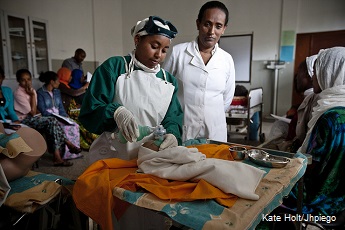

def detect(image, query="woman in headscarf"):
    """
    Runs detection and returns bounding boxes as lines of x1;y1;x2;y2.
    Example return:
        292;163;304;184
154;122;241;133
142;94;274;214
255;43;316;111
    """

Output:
69;69;87;89
57;67;95;150
287;47;345;216
78;16;183;163
57;67;88;112
74;15;182;230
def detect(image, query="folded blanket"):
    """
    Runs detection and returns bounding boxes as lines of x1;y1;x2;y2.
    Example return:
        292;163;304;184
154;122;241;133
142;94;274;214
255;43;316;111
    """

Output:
138;145;265;200
0;132;32;158
5;170;74;213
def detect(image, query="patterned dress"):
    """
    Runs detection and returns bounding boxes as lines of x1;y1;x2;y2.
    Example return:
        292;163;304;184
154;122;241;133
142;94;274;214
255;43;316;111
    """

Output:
287;107;345;215
36;86;81;160
67;99;98;150
14;86;73;159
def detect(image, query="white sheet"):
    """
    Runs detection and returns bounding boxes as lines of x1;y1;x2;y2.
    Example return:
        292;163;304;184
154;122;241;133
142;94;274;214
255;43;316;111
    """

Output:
137;146;265;200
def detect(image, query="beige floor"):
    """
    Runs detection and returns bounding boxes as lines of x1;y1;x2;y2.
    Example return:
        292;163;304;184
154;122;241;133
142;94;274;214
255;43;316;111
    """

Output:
33;149;91;181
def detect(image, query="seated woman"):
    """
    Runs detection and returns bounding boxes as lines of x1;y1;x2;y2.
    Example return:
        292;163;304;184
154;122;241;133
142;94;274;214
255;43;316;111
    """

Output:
36;70;82;161
57;67;96;150
57;67;88;112
0;66;21;128
0;68;45;180
13;69;82;166
70;69;88;90
285;47;345;216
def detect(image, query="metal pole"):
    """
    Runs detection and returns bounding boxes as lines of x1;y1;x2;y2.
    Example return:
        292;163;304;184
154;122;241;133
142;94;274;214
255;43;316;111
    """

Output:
273;68;279;115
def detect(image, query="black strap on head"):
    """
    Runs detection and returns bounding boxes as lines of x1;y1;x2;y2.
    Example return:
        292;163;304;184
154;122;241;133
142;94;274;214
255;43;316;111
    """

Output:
139;16;178;39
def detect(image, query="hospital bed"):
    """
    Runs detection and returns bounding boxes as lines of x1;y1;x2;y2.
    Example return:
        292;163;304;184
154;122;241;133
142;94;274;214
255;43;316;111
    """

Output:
0;170;81;229
226;87;265;142
74;141;307;230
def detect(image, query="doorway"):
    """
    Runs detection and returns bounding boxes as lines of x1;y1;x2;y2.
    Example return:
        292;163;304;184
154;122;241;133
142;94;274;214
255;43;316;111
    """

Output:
292;30;345;106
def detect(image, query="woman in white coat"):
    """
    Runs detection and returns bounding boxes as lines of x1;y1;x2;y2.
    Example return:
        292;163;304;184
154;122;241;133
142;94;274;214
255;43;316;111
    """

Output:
163;1;235;143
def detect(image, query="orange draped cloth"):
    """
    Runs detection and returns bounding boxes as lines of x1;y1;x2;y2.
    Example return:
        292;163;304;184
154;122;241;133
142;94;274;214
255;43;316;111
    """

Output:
191;143;235;160
73;144;240;230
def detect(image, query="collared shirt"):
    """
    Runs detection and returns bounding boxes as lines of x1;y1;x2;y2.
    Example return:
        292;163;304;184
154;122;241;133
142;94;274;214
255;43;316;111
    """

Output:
194;37;217;56
62;57;83;72
163;39;235;142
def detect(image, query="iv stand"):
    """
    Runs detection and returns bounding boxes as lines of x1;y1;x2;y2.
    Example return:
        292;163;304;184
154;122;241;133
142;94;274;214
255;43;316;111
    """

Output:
266;61;286;115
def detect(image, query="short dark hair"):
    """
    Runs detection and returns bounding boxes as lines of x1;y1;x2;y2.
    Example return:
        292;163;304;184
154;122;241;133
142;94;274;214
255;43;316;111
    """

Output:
16;69;32;82
39;71;58;85
75;48;86;55
198;1;229;26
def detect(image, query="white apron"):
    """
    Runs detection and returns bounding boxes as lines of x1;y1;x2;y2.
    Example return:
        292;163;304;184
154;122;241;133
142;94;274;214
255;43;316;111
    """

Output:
89;56;174;163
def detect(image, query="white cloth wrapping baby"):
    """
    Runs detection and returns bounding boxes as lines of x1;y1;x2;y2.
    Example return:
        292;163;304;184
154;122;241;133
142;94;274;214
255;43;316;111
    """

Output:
137;146;265;200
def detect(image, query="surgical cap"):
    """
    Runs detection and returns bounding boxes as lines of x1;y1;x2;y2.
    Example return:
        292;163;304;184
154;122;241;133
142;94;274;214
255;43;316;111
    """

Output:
131;16;177;39
306;54;318;78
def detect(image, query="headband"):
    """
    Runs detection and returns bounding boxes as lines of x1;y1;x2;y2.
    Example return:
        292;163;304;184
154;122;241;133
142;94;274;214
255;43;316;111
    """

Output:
131;16;177;39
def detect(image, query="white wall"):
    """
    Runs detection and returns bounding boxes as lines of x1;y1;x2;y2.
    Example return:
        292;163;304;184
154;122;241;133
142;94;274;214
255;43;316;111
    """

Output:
0;0;122;65
122;0;282;60
121;0;345;116
297;0;345;32
92;0;123;63
277;0;345;115
1;0;345;116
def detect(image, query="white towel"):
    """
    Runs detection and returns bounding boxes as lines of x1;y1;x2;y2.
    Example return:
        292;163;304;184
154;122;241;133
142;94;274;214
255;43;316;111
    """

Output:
137;146;265;200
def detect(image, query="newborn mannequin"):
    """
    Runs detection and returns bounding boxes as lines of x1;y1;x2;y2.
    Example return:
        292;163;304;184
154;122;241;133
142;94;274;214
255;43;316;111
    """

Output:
137;141;265;200
141;140;160;152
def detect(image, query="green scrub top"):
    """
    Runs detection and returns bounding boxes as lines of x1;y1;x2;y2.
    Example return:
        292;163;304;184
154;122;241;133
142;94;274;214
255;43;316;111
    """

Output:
78;55;183;145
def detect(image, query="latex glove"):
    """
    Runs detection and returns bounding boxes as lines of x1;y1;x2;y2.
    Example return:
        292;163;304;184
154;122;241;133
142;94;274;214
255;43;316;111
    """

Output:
183;138;207;146
159;134;178;150
113;106;139;142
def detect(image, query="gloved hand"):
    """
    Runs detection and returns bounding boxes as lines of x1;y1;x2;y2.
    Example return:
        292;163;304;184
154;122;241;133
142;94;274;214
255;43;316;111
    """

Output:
183;138;207;146
113;106;139;142
159;134;178;150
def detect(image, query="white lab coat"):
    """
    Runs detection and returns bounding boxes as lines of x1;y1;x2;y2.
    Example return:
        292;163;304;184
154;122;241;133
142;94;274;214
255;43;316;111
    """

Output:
163;39;235;142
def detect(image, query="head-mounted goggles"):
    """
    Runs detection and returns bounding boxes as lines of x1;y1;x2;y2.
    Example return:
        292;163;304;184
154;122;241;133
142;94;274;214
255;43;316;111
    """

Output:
138;16;177;39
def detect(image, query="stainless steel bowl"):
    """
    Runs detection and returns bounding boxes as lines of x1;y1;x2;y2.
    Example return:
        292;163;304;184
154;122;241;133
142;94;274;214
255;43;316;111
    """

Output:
229;146;247;160
247;149;290;168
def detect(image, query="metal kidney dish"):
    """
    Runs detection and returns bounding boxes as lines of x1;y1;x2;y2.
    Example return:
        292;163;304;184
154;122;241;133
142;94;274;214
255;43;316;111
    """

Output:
247;149;290;168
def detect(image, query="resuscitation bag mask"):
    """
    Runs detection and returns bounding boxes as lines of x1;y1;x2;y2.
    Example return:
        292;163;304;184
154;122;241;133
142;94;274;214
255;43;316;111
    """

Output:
139;16;178;39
